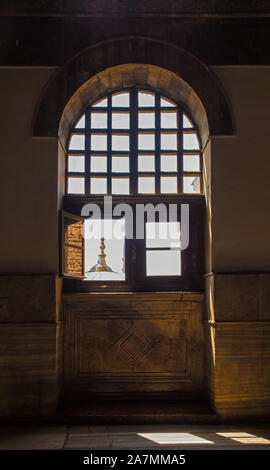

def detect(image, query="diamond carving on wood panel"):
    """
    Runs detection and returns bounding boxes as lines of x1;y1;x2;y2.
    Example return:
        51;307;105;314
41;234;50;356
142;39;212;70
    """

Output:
114;327;154;364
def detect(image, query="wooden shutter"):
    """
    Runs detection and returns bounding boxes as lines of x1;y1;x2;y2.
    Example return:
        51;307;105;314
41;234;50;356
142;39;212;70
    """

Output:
61;211;85;279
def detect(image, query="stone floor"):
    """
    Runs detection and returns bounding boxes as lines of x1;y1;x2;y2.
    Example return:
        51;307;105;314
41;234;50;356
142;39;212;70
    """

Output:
0;423;270;450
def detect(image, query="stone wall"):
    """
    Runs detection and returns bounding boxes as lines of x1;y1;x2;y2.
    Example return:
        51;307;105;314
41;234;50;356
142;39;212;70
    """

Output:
205;273;270;420
0;275;62;420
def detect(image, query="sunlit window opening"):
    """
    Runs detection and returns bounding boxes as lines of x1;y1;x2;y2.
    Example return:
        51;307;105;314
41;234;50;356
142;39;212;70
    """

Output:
146;222;181;276
84;219;126;281
66;89;202;195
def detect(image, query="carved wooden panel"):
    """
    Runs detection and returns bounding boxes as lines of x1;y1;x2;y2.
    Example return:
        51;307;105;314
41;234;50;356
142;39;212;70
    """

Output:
63;293;204;399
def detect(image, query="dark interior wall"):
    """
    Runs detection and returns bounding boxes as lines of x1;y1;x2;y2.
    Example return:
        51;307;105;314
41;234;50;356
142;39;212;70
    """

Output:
0;67;59;273
211;66;270;271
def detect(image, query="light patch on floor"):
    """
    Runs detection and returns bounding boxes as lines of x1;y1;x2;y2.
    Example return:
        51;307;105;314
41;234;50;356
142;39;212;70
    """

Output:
137;432;214;445
216;432;270;444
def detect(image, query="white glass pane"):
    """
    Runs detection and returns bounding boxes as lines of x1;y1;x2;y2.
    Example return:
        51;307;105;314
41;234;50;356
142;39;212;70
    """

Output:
183;154;200;172
68;177;85;194
68;155;85;172
160;97;176;107
138;155;155;172
161;133;177;150
161;176;177;193
112;92;130;107
146;250;181;276
91;156;107;173
75;115;85;128
138;177;155;194
69;134;85;151
112;156;129;173
91;178;107;194
91;113;107;128
161;155;177;172
138;133;155;150
161;112;177;129
183;176;201;193
183;133;200;150
92;97;108;107
112;134;129;151
91;134;107;151
112;178;130;194
138;112;155;129
138;91;155;107
146;222;181;248
112;113;130;129
183;114;193;128
84;219;125;281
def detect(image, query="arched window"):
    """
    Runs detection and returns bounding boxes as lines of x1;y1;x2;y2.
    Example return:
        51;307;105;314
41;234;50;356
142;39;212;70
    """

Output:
62;88;204;293
66;89;202;196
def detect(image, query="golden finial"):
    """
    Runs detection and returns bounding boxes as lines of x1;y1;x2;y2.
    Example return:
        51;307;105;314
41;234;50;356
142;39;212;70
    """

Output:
95;237;110;272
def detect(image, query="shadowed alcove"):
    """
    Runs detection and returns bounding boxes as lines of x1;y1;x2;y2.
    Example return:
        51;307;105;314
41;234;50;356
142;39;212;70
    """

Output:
31;37;236;417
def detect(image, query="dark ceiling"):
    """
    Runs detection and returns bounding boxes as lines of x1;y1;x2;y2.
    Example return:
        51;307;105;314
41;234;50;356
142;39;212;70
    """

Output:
0;1;269;66
1;1;270;16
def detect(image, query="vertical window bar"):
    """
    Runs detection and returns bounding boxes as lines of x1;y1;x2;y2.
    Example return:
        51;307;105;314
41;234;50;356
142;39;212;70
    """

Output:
199;135;203;195
65;142;68;194
130;88;138;195
85;109;91;194
155;92;161;194
107;94;112;194
177;108;183;194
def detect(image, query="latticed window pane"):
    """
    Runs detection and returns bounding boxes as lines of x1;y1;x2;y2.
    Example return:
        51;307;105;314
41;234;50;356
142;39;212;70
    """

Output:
138;155;155;172
68;155;85;172
183;176;201;193
68;177;85;194
91;177;107;194
112;113;130;129
183;154;200;172
112;92;129;107
112;178;130;195
66;88;202;195
91;113;108;129
112;156;129;173
138;112;155;129
75;115;85;128
91;156;107;173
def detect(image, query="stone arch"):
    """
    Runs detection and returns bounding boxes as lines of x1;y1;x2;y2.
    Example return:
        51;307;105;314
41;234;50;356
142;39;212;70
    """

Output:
32;36;234;148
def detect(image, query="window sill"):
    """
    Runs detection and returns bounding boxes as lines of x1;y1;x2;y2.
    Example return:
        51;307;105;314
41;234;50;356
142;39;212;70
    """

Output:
63;291;204;303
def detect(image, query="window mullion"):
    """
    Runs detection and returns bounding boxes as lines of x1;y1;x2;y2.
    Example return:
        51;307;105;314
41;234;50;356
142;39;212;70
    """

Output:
130;88;138;195
155;93;161;194
107;94;112;194
177;108;183;194
85;109;91;194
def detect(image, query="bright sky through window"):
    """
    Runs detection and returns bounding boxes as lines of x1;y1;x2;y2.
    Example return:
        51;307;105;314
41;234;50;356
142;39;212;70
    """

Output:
66;89;202;195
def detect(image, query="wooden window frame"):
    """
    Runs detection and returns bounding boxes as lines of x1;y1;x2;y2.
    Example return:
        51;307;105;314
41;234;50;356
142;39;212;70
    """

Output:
63;88;204;293
62;194;204;293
